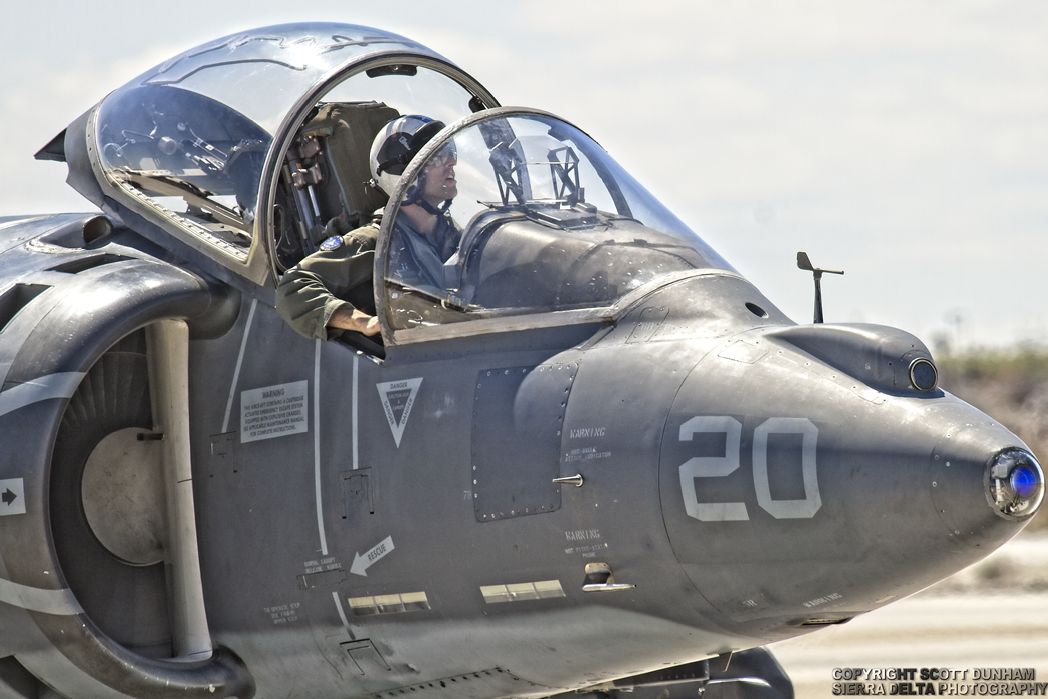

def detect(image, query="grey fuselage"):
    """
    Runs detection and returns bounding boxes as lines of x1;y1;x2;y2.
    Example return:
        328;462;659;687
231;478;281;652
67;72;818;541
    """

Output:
0;212;1035;698
0;22;1041;699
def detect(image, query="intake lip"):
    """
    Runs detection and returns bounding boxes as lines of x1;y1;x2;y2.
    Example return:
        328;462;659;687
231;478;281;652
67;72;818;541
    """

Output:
985;448;1044;520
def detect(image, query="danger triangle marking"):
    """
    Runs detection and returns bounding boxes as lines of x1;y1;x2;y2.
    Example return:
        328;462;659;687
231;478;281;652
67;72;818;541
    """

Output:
376;378;422;447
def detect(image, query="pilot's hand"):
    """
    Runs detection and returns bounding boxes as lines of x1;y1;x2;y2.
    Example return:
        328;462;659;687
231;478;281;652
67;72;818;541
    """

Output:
360;315;381;336
329;306;381;336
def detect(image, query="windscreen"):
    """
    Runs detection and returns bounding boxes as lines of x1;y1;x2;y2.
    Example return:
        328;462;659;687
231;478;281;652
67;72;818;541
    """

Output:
383;111;732;332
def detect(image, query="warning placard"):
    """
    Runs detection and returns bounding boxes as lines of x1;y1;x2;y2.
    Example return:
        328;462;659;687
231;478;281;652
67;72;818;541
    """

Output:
377;378;422;447
240;380;308;443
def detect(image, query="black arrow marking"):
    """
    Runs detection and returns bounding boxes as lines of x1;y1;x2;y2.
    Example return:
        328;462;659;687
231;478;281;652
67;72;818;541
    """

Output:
1;489;16;506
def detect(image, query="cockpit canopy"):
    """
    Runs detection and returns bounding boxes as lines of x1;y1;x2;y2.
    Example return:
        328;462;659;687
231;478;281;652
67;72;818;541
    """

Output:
60;23;737;346
380;109;733;341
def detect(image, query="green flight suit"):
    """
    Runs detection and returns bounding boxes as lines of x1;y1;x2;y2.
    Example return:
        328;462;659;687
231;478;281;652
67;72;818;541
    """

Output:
275;223;379;340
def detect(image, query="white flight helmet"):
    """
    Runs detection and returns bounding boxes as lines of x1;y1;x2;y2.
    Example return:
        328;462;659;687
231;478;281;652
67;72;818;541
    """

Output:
369;115;447;196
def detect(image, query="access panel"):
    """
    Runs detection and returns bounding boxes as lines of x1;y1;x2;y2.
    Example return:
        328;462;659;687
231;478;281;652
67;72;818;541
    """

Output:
471;363;577;521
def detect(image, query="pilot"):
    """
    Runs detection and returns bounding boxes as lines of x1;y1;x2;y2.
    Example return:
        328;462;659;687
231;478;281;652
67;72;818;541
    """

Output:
380;126;460;291
275;115;458;340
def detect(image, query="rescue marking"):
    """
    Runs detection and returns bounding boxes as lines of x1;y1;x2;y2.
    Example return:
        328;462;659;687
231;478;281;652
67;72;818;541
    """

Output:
351;536;395;577
301;556;341;574
377;378;422;448
239;380;308;443
221;298;256;433
0;578;83;615
678;416;821;521
0;478;25;516
0;372;84;418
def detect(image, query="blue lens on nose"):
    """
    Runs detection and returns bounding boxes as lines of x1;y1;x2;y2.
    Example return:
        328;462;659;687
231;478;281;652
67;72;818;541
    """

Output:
1011;465;1040;499
986;448;1044;519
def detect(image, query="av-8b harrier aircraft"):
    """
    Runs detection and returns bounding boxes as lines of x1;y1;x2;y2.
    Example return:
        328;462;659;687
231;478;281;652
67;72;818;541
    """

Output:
0;22;1042;699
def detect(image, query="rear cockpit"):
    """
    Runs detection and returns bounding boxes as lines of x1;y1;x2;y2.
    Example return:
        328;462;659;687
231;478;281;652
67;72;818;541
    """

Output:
270;64;490;270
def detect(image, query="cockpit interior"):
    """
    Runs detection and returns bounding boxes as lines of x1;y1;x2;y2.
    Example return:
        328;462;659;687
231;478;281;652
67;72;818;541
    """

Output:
94;51;733;351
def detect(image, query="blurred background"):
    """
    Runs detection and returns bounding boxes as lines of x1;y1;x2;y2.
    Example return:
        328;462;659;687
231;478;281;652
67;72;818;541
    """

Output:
1;1;1045;693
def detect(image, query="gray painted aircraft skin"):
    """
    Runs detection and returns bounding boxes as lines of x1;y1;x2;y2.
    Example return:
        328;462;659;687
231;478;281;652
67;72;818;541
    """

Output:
0;22;1043;699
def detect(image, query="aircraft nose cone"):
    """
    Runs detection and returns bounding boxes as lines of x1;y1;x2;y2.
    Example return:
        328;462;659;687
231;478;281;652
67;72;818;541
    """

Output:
931;422;1043;547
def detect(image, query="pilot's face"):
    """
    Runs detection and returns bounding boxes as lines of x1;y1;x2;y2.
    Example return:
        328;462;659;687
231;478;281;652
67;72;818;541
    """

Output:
420;147;457;205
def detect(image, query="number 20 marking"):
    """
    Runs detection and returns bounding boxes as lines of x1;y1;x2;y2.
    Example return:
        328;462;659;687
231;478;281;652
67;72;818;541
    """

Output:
678;416;821;521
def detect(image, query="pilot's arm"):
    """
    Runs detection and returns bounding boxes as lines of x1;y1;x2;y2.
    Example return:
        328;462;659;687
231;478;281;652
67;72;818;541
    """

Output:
275;226;380;340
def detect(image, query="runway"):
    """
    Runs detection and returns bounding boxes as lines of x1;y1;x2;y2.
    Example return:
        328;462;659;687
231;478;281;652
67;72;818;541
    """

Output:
772;532;1048;697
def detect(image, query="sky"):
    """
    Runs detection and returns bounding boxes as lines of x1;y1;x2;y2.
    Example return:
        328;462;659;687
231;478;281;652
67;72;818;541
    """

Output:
1;1;1046;352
